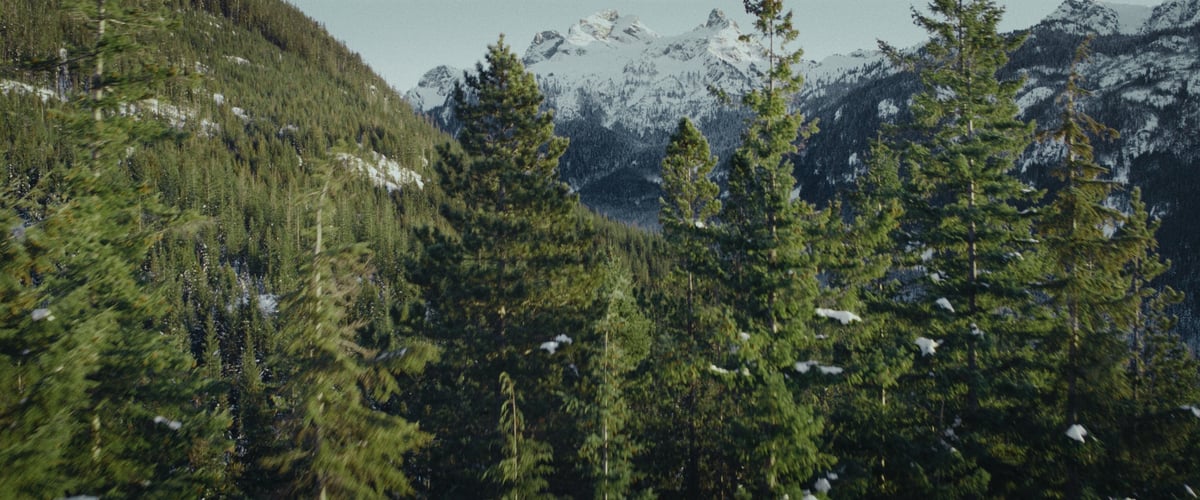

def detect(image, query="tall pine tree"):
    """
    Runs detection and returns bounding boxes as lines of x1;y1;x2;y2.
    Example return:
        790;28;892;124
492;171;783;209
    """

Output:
264;159;433;498
884;0;1047;495
646;117;741;496
716;1;829;495
0;1;231;496
412;35;596;496
1035;39;1133;497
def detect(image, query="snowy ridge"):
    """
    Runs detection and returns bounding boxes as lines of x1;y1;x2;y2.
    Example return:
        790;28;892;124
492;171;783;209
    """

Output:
1141;0;1200;33
1;79;57;102
520;8;763;133
1040;0;1123;36
408;9;764;134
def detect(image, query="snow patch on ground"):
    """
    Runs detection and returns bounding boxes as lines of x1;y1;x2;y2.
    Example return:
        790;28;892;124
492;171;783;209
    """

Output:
794;360;844;375
153;415;182;431
1065;423;1088;442
0;79;57;102
1122;87;1177;108
335;151;425;192
31;308;54;322
815;308;862;325
915;337;940;356
1017;86;1055;114
877;98;899;120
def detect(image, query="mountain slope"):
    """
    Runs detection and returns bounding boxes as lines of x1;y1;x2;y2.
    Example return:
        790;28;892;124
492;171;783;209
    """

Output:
1;1;454;495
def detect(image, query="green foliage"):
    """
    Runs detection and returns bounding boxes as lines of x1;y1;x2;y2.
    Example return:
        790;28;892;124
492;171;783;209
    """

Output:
490;372;555;500
883;0;1053;496
660;117;720;236
264;161;433;498
568;259;652;499
713;1;830;495
1;2;231;496
643;115;743;497
813;138;913;497
412;35;599;496
2;1;1198;498
1033;39;1138;497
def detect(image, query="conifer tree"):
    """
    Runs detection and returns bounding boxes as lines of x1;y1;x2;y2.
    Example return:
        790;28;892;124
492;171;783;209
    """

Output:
491;372;555;499
715;1;829;495
266;162;433;498
1;1;231;496
1035;39;1133;497
414;35;594;495
568;259;651;499
815;139;914;496
885;0;1046;495
648;116;741;496
1104;188;1200;497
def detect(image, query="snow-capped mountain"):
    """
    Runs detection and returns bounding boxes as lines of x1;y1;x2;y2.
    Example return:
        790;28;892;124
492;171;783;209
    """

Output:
523;9;762;133
407;9;889;225
1041;0;1126;35
410;9;762;134
1141;0;1200;32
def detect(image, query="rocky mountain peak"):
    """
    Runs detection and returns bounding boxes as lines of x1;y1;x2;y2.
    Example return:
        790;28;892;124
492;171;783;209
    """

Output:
1041;0;1122;36
566;10;658;46
1141;0;1200;33
706;9;732;29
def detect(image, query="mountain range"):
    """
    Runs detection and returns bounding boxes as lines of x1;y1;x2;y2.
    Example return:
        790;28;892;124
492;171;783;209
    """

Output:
408;0;1200;339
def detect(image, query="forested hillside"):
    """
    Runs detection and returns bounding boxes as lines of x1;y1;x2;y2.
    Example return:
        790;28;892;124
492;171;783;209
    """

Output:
2;0;1198;498
0;0;659;497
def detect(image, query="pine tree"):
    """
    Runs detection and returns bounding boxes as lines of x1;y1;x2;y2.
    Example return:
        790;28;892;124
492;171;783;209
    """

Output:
1;1;231;496
715;1;829;495
884;0;1048;495
815;139;914;496
1104;188;1200;497
413;35;595;495
646;116;742;496
490;372;555;500
1035;39;1133;497
568;259;652;499
265;160;433;498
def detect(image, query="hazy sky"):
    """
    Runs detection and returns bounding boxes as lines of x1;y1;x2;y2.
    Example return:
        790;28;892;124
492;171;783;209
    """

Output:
285;0;1165;91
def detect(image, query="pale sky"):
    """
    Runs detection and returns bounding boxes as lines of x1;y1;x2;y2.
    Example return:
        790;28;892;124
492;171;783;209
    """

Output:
285;0;1165;91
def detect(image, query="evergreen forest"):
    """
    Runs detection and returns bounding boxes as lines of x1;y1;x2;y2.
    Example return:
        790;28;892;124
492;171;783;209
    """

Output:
1;0;1198;498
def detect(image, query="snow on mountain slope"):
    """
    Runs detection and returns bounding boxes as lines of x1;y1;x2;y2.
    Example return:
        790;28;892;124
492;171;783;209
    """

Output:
1042;0;1123;36
518;9;763;134
1141;0;1200;32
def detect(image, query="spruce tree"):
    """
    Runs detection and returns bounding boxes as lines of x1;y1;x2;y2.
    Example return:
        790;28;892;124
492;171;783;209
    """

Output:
1;1;231;496
647;116;741;496
716;1;829;495
1035;39;1133;497
414;35;594;496
885;0;1046;495
568;259;652;499
265;162;433;498
815;139;914;496
1104;188;1200;497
